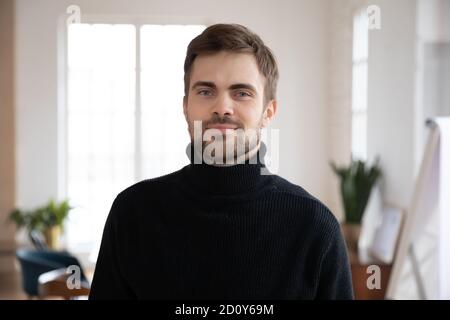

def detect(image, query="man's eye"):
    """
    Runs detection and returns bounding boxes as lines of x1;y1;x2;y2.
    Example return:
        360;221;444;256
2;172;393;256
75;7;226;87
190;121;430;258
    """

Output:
198;90;212;96
236;91;251;98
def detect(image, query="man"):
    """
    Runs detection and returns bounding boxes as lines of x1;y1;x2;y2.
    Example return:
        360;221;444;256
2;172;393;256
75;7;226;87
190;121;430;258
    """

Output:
89;24;353;299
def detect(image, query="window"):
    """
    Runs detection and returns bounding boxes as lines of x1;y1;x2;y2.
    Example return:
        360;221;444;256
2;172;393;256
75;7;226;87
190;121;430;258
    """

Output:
65;23;205;260
352;10;369;161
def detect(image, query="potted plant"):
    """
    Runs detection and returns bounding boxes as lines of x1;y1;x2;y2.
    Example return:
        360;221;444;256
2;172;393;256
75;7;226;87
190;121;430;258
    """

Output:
9;199;72;250
331;158;382;255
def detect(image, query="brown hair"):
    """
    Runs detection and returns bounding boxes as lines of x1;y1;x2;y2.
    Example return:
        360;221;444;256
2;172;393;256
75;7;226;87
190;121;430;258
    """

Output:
184;23;279;105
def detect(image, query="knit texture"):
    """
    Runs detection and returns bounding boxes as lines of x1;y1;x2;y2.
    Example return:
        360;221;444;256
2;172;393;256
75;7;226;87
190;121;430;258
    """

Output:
89;147;354;300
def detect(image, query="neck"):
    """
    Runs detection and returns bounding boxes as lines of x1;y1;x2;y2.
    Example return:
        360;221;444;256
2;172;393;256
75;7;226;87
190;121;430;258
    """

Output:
184;142;271;195
191;141;261;167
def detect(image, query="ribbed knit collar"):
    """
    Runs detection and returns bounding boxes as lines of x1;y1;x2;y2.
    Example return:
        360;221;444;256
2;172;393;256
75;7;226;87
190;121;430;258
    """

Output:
183;142;273;195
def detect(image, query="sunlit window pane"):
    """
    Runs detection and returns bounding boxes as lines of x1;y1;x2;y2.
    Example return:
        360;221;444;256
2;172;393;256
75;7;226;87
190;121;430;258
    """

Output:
352;113;367;161
66;23;205;260
353;11;368;62
352;63;368;112
352;10;369;161
140;25;205;178
66;23;136;253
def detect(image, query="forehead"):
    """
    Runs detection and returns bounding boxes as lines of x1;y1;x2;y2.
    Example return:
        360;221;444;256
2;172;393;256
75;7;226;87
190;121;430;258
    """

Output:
189;51;265;90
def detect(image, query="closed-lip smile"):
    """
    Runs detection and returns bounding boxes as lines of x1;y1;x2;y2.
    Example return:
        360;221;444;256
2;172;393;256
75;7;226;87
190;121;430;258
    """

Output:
206;124;239;133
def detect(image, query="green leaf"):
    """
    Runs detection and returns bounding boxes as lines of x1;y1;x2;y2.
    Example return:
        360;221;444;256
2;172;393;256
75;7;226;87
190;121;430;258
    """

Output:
8;198;73;234
330;157;382;224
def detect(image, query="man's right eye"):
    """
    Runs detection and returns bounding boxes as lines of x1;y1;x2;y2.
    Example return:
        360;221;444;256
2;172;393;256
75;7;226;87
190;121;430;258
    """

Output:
198;89;212;96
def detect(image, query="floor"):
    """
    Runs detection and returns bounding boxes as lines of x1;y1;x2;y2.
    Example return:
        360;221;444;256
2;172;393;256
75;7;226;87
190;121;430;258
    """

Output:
0;245;94;300
0;270;27;299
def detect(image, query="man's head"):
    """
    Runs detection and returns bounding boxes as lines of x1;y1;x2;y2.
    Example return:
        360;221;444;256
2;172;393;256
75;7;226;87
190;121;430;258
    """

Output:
182;24;279;164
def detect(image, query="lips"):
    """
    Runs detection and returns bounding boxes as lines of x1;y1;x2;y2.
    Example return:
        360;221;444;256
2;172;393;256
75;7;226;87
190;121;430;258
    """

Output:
206;125;238;130
205;124;239;134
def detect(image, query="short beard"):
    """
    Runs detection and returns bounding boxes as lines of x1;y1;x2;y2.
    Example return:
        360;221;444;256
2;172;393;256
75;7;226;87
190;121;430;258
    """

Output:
202;128;261;165
187;116;263;165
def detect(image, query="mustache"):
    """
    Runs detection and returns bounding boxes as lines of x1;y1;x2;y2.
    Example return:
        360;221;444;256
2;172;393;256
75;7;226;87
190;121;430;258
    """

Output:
203;115;244;129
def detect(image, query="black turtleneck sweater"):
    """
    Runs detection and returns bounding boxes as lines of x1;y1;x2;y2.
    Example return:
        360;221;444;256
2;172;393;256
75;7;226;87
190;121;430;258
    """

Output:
89;147;354;300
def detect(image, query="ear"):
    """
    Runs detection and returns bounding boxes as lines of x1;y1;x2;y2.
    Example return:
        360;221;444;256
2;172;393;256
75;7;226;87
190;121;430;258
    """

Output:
261;100;277;128
183;96;188;121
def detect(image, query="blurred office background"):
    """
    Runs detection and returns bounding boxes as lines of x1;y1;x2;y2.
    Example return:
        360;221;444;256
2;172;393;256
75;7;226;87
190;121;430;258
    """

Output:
1;0;449;299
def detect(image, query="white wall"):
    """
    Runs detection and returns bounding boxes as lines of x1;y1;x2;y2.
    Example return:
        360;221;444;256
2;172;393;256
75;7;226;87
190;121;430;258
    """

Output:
327;0;367;221
417;0;450;42
366;0;450;299
416;0;450;174
367;0;417;209
0;0;16;272
15;0;332;209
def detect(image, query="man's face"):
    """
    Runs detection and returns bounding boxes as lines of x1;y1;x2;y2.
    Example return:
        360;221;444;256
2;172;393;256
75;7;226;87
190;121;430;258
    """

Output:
183;51;276;162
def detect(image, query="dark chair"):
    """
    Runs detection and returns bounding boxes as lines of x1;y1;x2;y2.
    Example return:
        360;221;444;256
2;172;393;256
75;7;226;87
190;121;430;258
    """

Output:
16;249;87;298
28;230;48;251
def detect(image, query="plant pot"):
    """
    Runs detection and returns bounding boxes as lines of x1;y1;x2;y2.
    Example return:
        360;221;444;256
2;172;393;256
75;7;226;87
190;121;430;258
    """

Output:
44;226;61;250
341;223;361;258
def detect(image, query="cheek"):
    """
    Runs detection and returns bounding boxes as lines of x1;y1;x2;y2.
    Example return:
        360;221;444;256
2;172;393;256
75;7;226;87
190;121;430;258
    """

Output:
238;105;264;127
186;98;208;121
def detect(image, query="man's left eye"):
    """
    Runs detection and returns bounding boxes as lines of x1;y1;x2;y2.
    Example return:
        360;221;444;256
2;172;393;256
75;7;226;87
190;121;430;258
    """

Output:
236;91;251;97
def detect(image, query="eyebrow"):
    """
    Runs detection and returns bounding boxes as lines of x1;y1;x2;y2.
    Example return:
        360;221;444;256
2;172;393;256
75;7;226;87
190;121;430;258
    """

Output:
191;81;217;91
191;81;257;93
229;83;257;92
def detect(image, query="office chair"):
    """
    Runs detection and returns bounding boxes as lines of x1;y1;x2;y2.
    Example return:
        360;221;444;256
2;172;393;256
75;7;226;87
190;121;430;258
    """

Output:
16;248;88;298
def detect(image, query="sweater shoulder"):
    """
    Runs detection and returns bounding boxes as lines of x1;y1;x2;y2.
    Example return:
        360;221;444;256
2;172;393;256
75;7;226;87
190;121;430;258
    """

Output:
271;175;340;232
108;167;186;219
116;167;185;200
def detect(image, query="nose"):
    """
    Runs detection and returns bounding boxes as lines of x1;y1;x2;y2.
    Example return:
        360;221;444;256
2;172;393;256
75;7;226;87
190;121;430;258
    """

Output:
211;93;234;117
